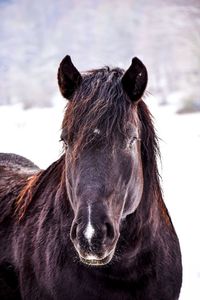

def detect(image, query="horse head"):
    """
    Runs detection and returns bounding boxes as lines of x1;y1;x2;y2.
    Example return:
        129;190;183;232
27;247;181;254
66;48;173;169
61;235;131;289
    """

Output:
58;55;148;266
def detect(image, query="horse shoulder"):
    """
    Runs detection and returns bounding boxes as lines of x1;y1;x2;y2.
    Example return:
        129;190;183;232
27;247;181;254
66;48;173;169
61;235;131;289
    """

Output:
0;153;40;224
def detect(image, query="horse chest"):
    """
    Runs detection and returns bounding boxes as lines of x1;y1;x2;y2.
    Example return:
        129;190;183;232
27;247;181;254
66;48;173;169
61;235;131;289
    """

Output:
54;274;133;300
52;264;156;300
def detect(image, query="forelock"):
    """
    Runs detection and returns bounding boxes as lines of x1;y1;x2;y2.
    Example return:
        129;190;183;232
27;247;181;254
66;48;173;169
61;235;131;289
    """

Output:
62;67;134;156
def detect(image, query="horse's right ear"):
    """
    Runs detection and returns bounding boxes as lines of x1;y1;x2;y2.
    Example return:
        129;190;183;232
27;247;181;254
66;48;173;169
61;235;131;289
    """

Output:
58;55;82;100
121;57;148;103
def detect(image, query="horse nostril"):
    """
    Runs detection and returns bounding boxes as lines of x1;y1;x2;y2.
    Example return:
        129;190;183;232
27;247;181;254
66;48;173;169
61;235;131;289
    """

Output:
71;222;78;240
104;222;115;240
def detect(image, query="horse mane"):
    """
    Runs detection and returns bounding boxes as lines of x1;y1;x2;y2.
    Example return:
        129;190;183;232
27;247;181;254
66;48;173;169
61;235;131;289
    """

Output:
138;101;161;189
15;67;169;224
137;101;171;227
15;156;65;221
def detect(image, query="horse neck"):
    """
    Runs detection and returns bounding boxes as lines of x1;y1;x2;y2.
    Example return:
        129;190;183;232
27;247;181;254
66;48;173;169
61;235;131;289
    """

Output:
28;155;71;220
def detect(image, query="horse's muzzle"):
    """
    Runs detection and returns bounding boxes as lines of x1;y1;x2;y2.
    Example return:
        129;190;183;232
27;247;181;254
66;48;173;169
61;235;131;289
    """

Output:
79;250;115;266
70;214;119;266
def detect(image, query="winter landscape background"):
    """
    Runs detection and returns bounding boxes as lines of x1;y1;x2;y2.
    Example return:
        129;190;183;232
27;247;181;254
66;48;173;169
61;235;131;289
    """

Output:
0;0;200;299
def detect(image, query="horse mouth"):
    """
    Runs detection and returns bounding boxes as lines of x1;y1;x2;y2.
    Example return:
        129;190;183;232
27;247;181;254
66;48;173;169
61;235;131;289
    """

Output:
79;251;114;266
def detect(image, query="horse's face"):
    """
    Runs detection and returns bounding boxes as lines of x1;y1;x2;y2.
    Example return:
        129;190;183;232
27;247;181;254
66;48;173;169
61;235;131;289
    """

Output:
65;119;143;266
58;56;148;266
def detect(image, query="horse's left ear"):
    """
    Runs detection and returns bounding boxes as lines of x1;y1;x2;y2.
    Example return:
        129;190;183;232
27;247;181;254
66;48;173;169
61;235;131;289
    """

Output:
58;55;82;100
121;57;148;103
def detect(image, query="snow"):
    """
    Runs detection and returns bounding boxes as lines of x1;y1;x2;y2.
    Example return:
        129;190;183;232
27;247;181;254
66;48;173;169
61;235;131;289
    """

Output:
0;102;200;299
151;105;200;300
0;101;64;168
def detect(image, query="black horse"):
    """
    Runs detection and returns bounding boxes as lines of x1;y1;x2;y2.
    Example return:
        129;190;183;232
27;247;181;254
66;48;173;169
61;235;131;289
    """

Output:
0;56;182;299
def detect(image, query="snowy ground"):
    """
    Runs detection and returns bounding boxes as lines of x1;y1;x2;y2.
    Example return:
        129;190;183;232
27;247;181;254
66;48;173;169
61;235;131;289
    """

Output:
150;104;200;300
0;102;200;299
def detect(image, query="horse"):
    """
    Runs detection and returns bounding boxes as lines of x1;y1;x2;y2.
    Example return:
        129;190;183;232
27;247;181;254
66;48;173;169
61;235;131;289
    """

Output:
0;55;182;300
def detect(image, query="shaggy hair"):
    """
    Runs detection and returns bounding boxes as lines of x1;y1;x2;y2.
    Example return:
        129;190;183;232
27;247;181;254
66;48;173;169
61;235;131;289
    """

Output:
61;67;134;156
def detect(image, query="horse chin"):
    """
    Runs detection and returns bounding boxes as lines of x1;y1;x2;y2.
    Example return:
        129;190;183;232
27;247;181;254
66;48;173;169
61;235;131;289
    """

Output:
79;251;114;266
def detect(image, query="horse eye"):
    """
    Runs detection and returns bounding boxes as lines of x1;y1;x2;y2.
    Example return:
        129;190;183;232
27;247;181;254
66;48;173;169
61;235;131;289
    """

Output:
63;140;69;148
60;136;68;148
129;137;137;148
64;141;69;148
